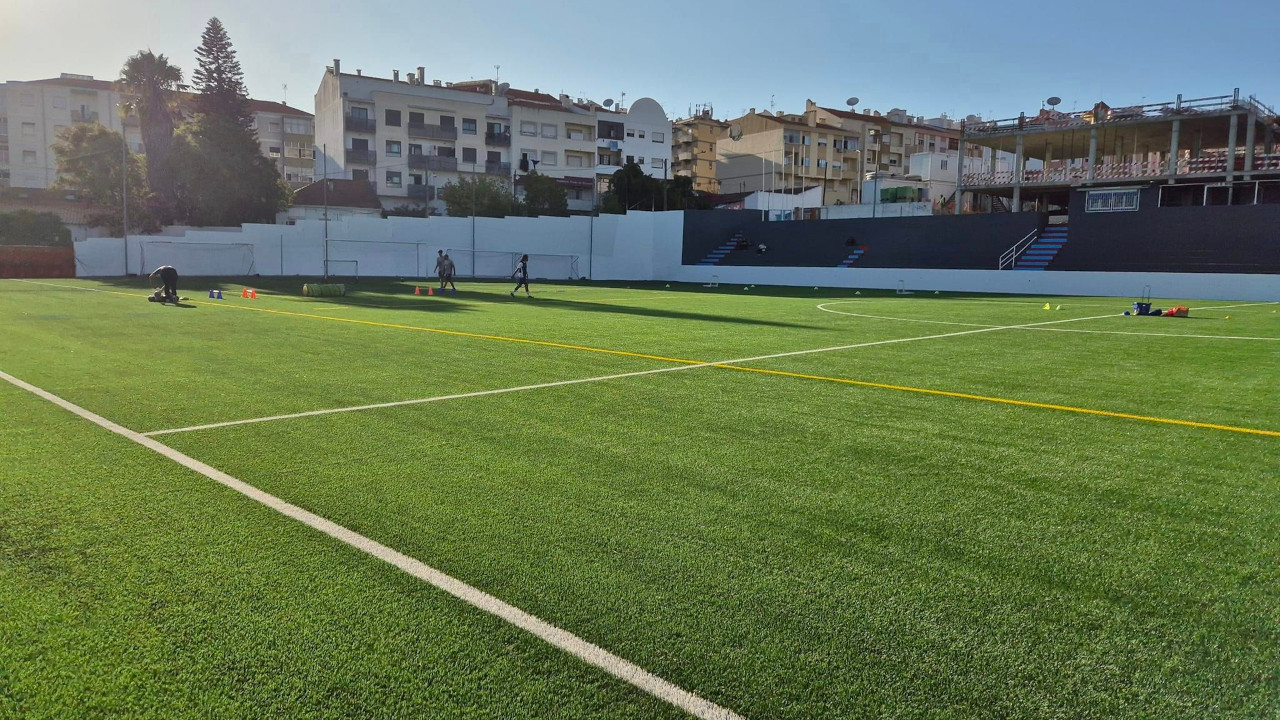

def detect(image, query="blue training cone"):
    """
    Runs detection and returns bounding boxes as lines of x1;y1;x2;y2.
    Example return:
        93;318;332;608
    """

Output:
208;289;223;299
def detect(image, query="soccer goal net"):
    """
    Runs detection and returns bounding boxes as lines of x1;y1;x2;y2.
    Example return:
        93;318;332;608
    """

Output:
139;241;256;277
447;250;580;280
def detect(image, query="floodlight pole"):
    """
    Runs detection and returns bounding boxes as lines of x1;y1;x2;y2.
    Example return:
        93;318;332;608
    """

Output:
122;123;130;275
322;144;329;279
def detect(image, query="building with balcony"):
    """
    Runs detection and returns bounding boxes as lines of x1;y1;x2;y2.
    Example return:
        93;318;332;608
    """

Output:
955;90;1280;214
671;108;729;193
315;60;671;214
0;73;313;191
715;108;861;211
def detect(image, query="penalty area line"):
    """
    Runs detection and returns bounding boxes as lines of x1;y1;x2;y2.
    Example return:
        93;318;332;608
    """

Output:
0;368;746;720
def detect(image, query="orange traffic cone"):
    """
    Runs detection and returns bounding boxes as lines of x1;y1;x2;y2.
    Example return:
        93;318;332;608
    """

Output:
414;286;421;295
427;286;435;296
241;288;249;298
249;289;258;299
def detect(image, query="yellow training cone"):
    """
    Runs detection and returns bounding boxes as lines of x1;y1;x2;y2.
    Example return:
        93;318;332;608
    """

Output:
1043;303;1051;310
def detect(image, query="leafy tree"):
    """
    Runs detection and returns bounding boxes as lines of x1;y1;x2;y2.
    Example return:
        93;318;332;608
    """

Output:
0;210;71;246
51;124;152;234
119;50;185;220
191;17;252;130
607;162;663;212
597;192;625;215
171;17;290;225
169;120;291;226
519;172;568;216
439;175;513;218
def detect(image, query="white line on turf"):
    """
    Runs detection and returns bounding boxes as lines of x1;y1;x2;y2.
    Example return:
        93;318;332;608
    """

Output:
146;312;1120;436
1024;327;1279;341
0;368;746;720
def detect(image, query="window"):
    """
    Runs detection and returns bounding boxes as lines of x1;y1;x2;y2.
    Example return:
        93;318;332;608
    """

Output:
567;154;584;168
408;143;423;156
385;110;402;127
53;96;67;109
650;158;664;169
940;159;948;170
948;138;959;151
409;111;424;125
436;146;455;158
269;146;282;158
638;130;645;139
386;171;402;187
652;131;664;143
462;118;477;135
541;150;557;166
818;138;828;147
487;151;501;163
351;138;369;151
22;122;36;137
352;168;369;181
462;147;477;163
410;174;423;185
20;93;34;107
541;123;557;139
520;121;537;136
284;117;310;135
817;159;828;169
350;106;369;120
439;115;455;128
626;155;634;165
626;128;635;138
269;121;281;132
0;149;7;164
23;151;37;164
386;140;402;157
487;121;505;135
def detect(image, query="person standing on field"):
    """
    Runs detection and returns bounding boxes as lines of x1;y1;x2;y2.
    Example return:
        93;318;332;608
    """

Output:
510;254;531;297
433;249;446;290
441;253;458;293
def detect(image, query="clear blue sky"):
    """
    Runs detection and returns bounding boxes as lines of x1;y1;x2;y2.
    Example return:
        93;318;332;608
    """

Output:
5;0;1277;121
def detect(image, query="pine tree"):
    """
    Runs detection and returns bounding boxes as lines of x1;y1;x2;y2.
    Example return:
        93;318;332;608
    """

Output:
192;17;251;129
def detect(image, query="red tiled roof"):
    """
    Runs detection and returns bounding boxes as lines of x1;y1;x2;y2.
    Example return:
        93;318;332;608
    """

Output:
757;114;847;133
291;179;382;209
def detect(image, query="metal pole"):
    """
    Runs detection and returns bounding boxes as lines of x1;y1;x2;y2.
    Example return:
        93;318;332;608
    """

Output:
471;163;477;260
322;143;329;279
760;154;766;221
122;127;129;275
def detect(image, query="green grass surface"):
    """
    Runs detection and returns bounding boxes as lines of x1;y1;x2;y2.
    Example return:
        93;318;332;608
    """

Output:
2;277;1277;719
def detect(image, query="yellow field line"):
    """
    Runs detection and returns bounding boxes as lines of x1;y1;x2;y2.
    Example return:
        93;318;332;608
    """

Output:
713;364;1280;438
13;280;1278;438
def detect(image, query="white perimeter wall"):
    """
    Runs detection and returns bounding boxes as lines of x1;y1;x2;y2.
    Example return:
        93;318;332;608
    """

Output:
74;212;1278;301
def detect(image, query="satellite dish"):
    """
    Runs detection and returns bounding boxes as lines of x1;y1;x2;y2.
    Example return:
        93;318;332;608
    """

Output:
1046;96;1062;108
603;98;614;108
729;124;743;141
846;97;859;108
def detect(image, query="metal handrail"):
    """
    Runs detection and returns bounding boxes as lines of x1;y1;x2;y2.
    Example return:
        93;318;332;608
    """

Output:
998;228;1039;270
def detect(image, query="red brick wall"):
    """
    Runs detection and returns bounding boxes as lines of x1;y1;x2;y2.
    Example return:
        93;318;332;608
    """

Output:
0;246;76;278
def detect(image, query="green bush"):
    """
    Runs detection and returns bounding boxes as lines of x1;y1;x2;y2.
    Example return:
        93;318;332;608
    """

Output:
0;210;72;247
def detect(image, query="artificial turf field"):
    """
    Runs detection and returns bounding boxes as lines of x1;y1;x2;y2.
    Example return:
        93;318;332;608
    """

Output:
1;276;1277;720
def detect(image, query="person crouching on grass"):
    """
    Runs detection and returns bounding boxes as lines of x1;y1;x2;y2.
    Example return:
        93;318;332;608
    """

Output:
148;265;180;303
510;254;531;298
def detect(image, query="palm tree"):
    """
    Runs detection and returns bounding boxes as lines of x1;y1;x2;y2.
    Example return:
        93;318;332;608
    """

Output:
119;50;185;218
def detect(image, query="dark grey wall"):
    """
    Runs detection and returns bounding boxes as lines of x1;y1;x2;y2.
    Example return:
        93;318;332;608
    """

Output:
682;211;1044;270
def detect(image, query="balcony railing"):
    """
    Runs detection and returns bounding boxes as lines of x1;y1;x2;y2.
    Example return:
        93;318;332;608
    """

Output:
345;148;376;164
408;122;457;140
485;161;511;175
344;115;376;133
407;184;435;201
962;151;1280;187
485;131;512;146
425;155;458;171
963;90;1272;137
71;110;99;124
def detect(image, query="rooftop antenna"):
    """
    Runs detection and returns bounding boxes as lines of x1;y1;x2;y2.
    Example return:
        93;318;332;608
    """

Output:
494;64;500;83
282;83;288;105
619;92;626;111
770;94;775;113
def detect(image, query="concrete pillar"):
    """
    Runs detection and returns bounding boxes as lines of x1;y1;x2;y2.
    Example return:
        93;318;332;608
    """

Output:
1167;119;1180;181
954;137;965;215
1243;112;1257;178
1012;134;1023;212
1087;126;1098;181
1225;113;1238;182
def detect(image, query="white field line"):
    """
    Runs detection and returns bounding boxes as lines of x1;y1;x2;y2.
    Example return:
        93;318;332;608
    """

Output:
0;368;745;720
146;312;1120;436
1025;327;1278;341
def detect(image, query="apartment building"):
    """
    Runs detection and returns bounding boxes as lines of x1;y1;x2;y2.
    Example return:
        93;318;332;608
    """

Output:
671;109;729;192
716;109;862;207
0;73;314;191
314;60;672;214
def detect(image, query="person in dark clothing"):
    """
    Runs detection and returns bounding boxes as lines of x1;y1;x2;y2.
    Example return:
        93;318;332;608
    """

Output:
148;265;179;303
510;254;531;297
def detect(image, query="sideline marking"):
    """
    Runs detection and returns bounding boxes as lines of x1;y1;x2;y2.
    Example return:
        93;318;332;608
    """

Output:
713;364;1280;438
14;280;1275;437
0;368;745;720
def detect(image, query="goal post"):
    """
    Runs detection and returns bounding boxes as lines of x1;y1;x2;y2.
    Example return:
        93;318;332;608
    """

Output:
138;241;256;277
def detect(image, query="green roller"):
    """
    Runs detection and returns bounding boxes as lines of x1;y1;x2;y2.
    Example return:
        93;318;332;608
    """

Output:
302;283;346;297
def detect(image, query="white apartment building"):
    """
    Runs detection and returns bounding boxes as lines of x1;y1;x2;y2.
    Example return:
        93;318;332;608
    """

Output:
0;73;314;191
314;60;671;214
0;74;144;189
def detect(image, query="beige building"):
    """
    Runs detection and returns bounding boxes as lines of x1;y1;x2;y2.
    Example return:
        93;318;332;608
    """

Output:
671;109;728;192
0;73;314;191
716;109;862;207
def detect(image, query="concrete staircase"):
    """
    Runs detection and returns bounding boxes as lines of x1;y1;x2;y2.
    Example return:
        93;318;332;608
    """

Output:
1014;225;1069;270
